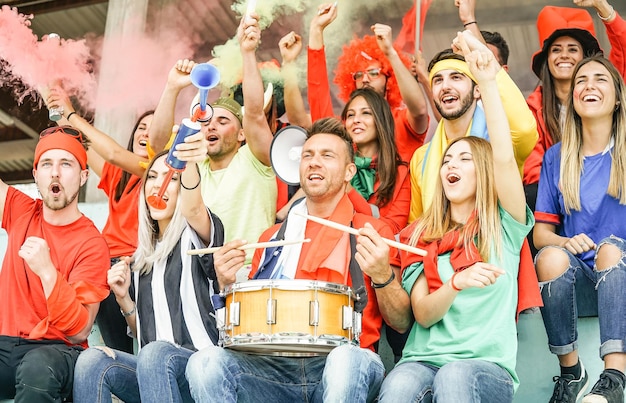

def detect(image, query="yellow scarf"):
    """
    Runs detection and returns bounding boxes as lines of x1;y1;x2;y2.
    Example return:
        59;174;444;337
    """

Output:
420;120;473;211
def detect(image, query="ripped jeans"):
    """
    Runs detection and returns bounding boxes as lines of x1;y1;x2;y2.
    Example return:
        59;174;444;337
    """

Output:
538;235;626;359
72;340;195;403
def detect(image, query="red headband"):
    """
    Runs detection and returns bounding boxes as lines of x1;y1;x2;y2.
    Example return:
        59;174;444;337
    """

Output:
34;132;87;169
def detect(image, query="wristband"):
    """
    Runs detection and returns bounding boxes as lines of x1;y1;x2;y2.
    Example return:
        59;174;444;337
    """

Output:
371;271;395;289
450;272;462;292
598;6;615;22
120;303;136;317
181;164;201;190
463;21;477;27
181;176;201;190
66;111;77;121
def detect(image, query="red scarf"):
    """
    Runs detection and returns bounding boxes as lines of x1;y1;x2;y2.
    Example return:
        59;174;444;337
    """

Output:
399;217;543;318
415;223;481;293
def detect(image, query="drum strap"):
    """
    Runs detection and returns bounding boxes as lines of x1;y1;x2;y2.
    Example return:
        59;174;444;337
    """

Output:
348;232;368;313
253;209;368;313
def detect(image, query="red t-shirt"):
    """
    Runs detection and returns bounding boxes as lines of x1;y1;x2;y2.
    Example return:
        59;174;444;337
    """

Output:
0;187;109;346
98;162;141;258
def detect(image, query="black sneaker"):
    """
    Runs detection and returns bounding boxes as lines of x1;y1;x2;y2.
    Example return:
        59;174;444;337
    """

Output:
550;363;589;403
582;370;625;403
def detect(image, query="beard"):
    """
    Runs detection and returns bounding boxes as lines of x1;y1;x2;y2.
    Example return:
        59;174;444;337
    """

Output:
435;90;475;121
42;188;79;211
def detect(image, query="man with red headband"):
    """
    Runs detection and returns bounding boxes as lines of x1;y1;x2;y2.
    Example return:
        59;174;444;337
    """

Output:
307;2;430;163
0;126;109;402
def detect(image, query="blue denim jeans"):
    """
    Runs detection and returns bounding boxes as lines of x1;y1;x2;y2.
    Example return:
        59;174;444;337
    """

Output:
539;236;626;358
378;359;514;403
73;340;195;403
186;344;384;403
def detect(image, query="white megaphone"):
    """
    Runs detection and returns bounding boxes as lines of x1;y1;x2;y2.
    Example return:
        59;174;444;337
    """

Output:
189;63;221;122
270;125;307;186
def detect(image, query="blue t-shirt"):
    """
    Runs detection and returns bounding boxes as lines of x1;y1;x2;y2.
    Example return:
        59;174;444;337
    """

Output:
535;142;626;267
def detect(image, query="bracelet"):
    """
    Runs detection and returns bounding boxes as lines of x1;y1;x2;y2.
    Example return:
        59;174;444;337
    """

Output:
463;21;477;27
180;176;201;190
66;111;77;120
598;6;615;22
371;271;395;289
181;164;201;190
450;272;462;292
120;303;136;317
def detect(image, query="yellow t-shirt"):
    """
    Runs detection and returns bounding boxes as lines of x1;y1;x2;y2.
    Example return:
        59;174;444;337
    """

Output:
408;69;538;222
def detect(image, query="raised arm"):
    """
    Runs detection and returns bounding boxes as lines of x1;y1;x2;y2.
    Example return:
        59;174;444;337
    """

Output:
576;0;626;77
496;66;538;176
150;59;196;152
307;2;338;121
456;0;486;45
279;31;312;128
414;50;442;123
239;14;273;167
455;30;526;222
176;130;213;244
372;23;429;135
45;87;147;178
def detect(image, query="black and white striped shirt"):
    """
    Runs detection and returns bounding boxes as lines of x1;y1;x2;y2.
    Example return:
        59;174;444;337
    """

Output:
134;212;224;351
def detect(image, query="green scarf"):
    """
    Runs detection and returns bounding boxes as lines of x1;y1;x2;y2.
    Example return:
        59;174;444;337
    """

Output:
351;155;377;200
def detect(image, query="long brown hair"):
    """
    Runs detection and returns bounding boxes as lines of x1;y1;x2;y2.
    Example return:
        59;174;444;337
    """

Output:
113;110;154;202
539;63;563;145
341;88;403;207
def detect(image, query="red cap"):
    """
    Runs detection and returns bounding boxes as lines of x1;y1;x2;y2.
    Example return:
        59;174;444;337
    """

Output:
531;6;602;77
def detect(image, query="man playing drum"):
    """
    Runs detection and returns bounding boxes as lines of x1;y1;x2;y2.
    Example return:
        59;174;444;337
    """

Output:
186;116;402;403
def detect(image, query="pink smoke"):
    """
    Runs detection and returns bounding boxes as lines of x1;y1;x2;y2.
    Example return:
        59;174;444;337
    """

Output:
0;6;95;105
0;3;206;116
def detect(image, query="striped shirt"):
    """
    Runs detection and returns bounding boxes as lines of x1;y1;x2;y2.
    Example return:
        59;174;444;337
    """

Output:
134;212;224;351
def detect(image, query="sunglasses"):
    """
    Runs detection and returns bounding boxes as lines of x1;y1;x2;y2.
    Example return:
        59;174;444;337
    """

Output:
351;68;384;81
40;126;83;142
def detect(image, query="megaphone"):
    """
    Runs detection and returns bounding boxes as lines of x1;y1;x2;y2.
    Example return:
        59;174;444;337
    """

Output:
189;63;221;122
270;125;307;186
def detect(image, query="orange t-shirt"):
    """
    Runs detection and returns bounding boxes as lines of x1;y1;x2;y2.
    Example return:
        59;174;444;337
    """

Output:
98;162;142;258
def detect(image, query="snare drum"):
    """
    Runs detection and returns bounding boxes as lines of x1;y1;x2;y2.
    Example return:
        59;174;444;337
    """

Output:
217;279;361;356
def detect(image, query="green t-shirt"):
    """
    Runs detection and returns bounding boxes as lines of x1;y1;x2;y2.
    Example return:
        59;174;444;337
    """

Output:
399;206;534;390
199;144;277;265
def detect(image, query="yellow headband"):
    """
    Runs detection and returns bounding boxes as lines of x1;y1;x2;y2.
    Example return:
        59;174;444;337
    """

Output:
428;58;476;84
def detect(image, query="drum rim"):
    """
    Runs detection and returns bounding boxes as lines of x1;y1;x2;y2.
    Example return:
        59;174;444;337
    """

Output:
222;279;352;295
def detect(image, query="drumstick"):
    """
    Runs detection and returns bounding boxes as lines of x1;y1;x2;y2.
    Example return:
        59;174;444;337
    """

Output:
187;239;311;255
293;211;427;256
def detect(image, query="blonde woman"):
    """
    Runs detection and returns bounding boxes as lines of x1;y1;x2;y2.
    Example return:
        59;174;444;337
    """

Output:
378;31;533;403
534;56;626;403
73;130;224;403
